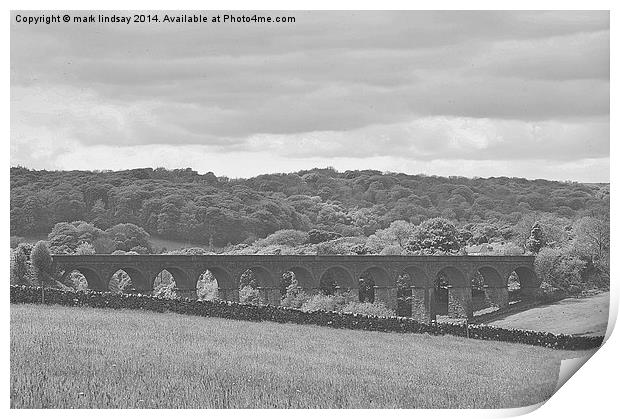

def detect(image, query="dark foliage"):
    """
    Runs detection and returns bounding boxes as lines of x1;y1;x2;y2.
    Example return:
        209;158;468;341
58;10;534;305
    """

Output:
10;167;609;247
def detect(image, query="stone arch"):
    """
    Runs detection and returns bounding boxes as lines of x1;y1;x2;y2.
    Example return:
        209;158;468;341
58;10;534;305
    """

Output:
513;266;540;289
282;266;316;290
476;266;505;288
237;265;279;306
319;265;356;294
359;266;391;286
159;266;190;287
436;266;467;287
151;266;193;299
402;266;431;288
471;266;509;311
242;265;277;288
109;266;149;292
62;267;106;291
203;266;235;289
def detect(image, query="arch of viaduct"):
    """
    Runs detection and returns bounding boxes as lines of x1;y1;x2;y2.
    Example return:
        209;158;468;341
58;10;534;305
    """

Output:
52;254;540;323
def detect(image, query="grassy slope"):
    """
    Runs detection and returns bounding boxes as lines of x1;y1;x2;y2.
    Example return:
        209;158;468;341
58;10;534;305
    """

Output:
490;292;610;337
11;304;595;409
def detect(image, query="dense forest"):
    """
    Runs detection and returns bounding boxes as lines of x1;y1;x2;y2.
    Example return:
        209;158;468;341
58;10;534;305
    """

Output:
10;166;609;248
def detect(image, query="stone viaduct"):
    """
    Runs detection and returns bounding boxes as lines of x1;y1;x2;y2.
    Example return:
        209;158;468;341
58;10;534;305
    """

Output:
52;254;540;323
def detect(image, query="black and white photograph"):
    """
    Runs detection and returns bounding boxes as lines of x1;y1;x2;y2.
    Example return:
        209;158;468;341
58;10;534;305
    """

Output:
8;4;614;412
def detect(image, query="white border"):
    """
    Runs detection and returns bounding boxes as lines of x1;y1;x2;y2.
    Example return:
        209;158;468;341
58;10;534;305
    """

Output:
3;2;616;418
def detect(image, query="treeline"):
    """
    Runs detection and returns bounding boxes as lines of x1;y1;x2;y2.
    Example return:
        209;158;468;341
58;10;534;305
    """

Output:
10;166;609;247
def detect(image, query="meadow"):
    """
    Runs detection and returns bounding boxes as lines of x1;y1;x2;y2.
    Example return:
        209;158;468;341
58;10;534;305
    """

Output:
10;303;596;409
490;292;610;337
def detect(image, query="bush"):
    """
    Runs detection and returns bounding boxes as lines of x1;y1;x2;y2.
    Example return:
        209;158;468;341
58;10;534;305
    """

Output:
197;272;219;301
239;285;260;305
301;293;341;312
256;230;309;247
535;247;587;293
380;245;404;255
315;237;367;255
30;241;54;285
300;291;358;313
10;236;25;249
10;247;31;285
341;301;395;317
281;288;311;309
308;229;342;244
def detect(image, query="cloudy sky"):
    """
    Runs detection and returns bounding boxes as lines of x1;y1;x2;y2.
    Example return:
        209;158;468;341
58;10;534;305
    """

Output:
10;11;609;182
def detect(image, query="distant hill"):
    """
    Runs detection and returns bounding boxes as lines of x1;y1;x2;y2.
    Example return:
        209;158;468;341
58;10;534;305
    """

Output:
10;166;609;246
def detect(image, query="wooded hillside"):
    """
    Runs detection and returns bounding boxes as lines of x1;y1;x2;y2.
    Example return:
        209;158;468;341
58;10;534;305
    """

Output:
10;166;609;247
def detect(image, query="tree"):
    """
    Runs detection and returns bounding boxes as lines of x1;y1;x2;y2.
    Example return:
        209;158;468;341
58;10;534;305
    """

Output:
526;222;545;253
106;223;152;253
30;241;54;286
47;221;107;254
75;242;96;255
406;218;460;254
366;220;415;253
10;247;30;285
307;229;342;244
572;216;610;279
257;229;309;247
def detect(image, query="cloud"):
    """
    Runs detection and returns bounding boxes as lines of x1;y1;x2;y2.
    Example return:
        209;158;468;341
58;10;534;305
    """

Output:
9;10;610;181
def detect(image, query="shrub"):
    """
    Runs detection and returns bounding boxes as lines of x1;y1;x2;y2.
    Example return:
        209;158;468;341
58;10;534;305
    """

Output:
10;247;31;285
256;230;309;247
30;241;54;285
239;285;260;305
307;229;342;244
301;293;341;312
501;243;524;256
197;273;218;301
10;236;25;249
380;245;404;255
75;242;96;255
315;237;366;255
281;288;311;309
300;291;357;313
535;247;586;292
341;302;395;317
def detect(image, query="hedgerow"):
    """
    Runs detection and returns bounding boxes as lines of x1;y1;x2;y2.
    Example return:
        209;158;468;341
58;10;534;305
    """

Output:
10;285;603;351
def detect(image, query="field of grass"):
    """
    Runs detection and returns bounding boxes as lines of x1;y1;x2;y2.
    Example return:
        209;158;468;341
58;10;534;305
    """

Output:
489;292;610;337
11;304;596;409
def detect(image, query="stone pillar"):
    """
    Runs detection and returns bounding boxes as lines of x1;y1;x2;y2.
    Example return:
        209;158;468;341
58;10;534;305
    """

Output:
374;286;398;311
217;288;239;303
448;286;473;319
175;288;197;300
521;287;543;299
410;287;433;323
484;286;509;309
258;288;281;306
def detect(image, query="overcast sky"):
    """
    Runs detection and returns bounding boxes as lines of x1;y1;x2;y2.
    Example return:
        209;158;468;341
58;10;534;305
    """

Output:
10;11;609;182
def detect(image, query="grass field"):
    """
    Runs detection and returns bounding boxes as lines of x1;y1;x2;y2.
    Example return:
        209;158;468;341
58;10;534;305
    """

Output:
10;304;596;409
490;292;610;337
